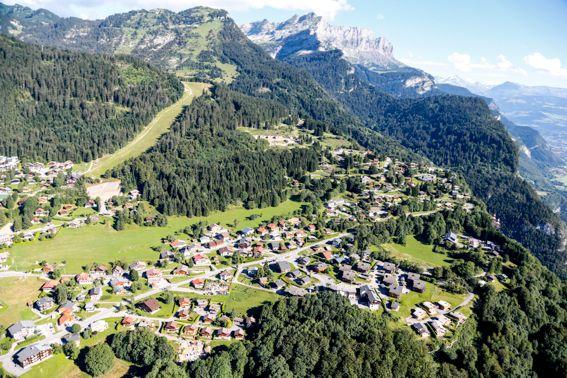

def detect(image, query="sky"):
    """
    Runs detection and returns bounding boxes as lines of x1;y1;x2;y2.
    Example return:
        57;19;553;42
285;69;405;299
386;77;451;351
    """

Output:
4;0;567;88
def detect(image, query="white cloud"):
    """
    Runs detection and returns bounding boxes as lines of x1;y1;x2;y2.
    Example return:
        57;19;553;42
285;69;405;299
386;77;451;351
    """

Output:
448;52;526;75
523;52;567;78
3;0;353;20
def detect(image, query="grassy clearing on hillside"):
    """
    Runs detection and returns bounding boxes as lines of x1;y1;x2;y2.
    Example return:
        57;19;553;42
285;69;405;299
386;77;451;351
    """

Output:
395;282;468;320
0;277;42;327
7;200;303;273
222;284;278;315
84;82;209;177
382;236;453;267
22;353;131;378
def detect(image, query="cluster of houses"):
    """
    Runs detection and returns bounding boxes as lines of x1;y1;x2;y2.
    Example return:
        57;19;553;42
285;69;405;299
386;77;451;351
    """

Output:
321;152;471;224
409;301;467;339
0;156;19;172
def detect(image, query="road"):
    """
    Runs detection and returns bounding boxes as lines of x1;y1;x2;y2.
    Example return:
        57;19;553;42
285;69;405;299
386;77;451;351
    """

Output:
0;307;124;376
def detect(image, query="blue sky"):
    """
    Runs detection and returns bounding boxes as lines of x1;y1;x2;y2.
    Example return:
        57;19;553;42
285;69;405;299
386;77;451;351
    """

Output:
5;0;567;87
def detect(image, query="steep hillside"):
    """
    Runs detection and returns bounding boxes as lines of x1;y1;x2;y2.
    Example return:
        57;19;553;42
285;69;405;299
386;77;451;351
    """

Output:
0;4;232;80
279;48;566;277
0;34;182;162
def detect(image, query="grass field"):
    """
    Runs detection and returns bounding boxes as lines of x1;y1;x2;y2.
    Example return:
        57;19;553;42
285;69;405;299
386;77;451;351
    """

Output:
22;353;131;378
7;200;303;273
83;82;209;177
382;236;453;267
222;284;278;315
0;277;42;327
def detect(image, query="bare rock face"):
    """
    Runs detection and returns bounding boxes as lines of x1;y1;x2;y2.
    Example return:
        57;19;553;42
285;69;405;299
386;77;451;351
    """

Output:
241;13;435;96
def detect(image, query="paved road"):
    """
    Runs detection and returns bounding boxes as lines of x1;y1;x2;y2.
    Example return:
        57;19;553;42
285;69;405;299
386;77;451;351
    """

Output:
0;307;125;376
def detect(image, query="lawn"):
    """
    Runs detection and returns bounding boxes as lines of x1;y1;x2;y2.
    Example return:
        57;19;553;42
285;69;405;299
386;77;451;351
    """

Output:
222;283;278;315
84;82;209;177
396;282;468;320
0;277;42;327
7;200;303;274
382;236;453;268
22;353;131;378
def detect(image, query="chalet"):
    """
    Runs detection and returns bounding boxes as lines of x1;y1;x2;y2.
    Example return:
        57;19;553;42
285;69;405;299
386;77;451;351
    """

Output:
218;270;232;281
173;265;190;276
8;321;36;341
287;269;302;279
34;208;48;217
422;302;438;315
129;261;147;271
183;324;199;337
200;327;214;338
58;301;75;314
296;256;310;266
58;312;73;327
306;224;316;232
138;299;161;314
121;316;136;328
271;279;285;290
388;285;403;299
207;240;223;249
382;262;397;274
258;277;269;287
340;270;356;283
164;321;180;333
444;231;459;244
447;312;467;324
15;345;53;367
240;227;254;236
271;261;291;273
354;261;371;273
234;328;245;340
170;239;187;249
191;278;205;289
216;328;232;339
192;254;210;266
177;308;191;320
160;250;175;261
35;297;55;312
389;301;400;311
178;298;191;308
218;247;233;257
382;274;397;286
312;262;328;273
296;276;311;286
144;268;162;279
412;323;430;338
257;226;268;235
411;280;426;293
321;250;333;260
429;320;447;337
40;280;58;293
112;266;125;277
406;272;420;283
75;272;92;285
89;287;102;300
437;301;451;311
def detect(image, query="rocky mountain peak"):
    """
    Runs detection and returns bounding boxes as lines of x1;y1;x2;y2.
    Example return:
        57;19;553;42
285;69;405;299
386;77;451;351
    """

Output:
241;13;400;70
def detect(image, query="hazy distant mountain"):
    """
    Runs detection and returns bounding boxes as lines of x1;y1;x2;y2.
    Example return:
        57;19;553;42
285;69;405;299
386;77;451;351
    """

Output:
241;13;435;97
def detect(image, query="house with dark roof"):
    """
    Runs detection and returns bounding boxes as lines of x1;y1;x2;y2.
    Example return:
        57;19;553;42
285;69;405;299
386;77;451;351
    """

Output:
15;345;53;367
7;321;36;341
271;261;291;273
138;299;161;314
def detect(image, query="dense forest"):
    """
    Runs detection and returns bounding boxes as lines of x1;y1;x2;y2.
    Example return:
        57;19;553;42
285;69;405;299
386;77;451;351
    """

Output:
284;49;566;278
111;87;320;216
0;35;182;162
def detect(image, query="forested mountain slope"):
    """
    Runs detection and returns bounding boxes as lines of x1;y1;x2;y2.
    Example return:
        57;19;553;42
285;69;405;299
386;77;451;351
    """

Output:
282;49;566;278
0;35;182;162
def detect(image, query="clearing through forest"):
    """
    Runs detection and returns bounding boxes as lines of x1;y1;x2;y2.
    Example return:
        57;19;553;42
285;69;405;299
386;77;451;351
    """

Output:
82;82;209;177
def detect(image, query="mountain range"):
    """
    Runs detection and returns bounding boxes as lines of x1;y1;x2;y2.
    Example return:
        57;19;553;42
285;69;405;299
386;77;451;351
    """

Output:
242;13;436;97
0;3;565;277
